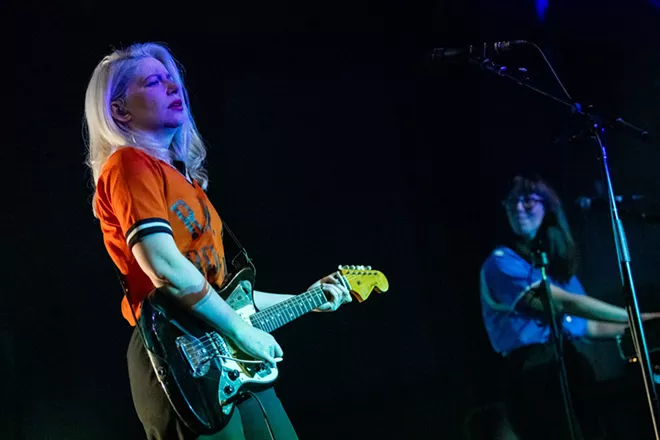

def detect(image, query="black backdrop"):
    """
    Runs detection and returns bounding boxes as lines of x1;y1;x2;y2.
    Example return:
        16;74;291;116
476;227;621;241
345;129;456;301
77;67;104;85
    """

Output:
5;0;660;438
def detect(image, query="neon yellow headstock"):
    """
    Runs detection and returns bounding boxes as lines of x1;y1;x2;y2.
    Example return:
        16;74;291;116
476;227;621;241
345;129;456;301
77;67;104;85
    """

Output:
338;265;389;303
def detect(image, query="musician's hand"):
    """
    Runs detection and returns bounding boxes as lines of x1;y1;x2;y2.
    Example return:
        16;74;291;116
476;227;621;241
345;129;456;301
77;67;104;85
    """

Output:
310;272;352;312
230;325;283;365
642;312;660;321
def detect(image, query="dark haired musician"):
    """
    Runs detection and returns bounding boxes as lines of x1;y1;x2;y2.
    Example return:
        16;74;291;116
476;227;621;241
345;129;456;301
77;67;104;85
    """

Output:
480;175;660;439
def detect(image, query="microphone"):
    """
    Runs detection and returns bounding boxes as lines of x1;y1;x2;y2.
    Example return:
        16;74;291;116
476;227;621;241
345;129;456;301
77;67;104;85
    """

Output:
430;40;528;62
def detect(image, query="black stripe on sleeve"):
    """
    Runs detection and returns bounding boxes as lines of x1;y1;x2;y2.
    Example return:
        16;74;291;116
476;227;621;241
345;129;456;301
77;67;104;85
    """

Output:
125;218;173;248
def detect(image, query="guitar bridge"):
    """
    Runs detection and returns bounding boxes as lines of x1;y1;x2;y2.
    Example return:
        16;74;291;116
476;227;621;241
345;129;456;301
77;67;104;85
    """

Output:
176;333;230;378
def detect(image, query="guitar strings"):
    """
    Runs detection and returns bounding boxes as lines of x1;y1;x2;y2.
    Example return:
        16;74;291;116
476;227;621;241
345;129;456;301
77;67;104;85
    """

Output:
252;273;369;325
180;273;371;361
192;284;326;347
178;336;283;377
178;337;269;366
251;285;327;330
192;274;362;347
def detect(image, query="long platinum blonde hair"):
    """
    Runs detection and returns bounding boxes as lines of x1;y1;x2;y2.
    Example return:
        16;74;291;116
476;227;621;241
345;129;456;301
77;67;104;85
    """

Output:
84;42;208;204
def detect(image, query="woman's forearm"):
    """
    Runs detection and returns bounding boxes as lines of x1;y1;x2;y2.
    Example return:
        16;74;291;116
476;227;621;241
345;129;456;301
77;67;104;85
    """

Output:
586;320;629;339
562;293;629;323
527;284;628;323
155;258;251;338
133;235;250;338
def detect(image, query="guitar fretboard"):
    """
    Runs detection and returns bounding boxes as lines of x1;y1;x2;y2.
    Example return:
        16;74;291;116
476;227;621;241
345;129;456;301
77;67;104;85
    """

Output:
249;286;327;333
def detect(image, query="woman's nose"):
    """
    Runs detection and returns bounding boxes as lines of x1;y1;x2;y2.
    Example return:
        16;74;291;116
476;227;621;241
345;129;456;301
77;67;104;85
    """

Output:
166;79;179;95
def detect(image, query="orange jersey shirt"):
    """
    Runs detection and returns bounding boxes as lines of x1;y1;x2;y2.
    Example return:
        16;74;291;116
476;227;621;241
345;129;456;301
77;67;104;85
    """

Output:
95;147;227;325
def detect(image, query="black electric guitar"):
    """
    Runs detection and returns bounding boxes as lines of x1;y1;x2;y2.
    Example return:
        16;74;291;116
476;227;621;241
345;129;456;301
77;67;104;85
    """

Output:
137;265;389;435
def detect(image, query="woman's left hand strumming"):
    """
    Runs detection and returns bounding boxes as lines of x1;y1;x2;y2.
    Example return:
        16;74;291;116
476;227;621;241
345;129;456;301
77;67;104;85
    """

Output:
311;273;352;312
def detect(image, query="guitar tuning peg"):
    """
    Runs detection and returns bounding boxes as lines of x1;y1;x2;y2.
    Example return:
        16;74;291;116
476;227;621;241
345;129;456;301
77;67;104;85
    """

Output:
338;265;344;270
366;265;372;270
358;265;365;270
350;265;356;270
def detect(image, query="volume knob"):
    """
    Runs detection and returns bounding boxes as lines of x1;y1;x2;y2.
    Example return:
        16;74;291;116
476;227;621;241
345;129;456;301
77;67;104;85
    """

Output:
223;385;235;395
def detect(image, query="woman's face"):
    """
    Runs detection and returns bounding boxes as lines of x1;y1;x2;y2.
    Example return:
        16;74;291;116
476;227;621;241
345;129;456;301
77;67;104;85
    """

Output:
113;57;185;133
504;193;546;240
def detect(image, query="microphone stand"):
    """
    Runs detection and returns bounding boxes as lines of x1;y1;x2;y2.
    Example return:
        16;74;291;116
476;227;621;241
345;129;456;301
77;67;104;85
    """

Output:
463;49;660;439
533;248;582;440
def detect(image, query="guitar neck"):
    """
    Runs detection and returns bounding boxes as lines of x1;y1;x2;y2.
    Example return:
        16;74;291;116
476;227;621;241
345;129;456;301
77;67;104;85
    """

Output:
249;286;327;333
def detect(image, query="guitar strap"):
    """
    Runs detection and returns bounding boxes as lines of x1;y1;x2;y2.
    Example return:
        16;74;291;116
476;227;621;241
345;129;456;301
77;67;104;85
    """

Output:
171;159;254;274
221;220;256;277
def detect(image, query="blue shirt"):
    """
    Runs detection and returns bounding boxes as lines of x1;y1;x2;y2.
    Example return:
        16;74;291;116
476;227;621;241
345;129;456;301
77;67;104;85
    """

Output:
480;246;588;355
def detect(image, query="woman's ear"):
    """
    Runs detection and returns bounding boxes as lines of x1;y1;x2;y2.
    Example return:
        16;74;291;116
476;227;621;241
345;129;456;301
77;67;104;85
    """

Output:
111;99;132;123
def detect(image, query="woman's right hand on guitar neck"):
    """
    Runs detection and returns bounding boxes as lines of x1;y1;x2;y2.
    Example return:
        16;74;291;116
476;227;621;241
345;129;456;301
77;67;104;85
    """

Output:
229;323;284;366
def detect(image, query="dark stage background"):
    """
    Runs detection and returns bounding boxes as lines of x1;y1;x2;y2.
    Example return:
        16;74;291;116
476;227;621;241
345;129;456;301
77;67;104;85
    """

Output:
5;0;660;438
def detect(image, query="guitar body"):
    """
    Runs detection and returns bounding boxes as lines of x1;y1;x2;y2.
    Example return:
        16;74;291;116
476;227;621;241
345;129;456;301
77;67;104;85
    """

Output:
138;267;278;435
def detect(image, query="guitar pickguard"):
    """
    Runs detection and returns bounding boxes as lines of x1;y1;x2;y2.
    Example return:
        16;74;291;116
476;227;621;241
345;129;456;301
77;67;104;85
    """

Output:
224;279;257;322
